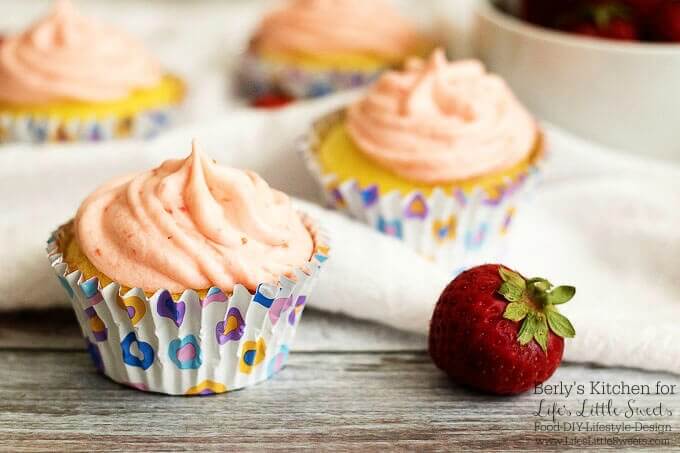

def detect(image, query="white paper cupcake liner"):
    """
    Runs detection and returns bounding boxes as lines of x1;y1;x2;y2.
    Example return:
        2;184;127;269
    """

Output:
301;110;542;274
46;214;329;396
236;51;385;100
0;106;180;144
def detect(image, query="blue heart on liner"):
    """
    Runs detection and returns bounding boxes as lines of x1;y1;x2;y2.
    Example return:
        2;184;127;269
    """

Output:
169;335;202;370
120;332;155;370
85;338;104;373
156;290;186;327
58;276;74;298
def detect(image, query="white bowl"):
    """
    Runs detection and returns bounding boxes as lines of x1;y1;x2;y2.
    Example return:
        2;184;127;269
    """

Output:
475;0;680;160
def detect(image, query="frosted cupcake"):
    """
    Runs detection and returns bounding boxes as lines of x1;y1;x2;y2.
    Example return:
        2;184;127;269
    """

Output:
0;0;185;143
237;0;431;105
303;49;542;271
47;141;328;395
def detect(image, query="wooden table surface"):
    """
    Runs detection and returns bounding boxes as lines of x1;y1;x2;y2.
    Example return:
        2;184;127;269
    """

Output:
1;308;678;452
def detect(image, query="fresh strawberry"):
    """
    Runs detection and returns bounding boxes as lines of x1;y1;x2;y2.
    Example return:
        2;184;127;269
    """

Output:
522;0;577;27
555;1;640;40
599;16;640;39
624;0;663;18
566;21;602;36
651;0;680;41
429;264;576;395
251;93;294;109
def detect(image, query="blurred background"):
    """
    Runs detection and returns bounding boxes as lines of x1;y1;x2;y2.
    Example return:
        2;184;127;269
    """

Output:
1;0;679;379
4;0;677;159
0;0;475;124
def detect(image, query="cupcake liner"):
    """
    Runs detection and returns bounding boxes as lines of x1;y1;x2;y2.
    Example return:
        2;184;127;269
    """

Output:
0;106;179;144
236;51;385;100
46;214;329;396
301;110;542;274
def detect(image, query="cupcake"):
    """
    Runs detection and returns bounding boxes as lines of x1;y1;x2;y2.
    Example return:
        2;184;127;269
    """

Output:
237;0;431;105
303;49;542;272
0;0;185;144
47;141;329;395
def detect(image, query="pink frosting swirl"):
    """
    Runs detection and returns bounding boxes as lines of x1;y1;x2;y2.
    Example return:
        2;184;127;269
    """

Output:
0;0;162;104
75;142;314;293
346;49;538;183
253;0;422;59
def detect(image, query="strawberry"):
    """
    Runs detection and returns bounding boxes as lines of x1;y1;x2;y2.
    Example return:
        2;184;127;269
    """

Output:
651;0;680;41
522;1;577;27
429;264;576;395
251;93;294;109
566;21;602;36
598;16;639;39
624;0;663;18
551;1;639;40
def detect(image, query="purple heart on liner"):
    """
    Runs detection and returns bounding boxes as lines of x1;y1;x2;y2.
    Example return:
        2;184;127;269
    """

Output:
288;295;307;326
156;290;186;328
215;307;245;345
268;297;293;325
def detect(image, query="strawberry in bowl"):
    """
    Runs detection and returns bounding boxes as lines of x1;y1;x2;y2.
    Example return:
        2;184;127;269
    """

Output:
520;0;680;42
429;264;576;395
651;1;680;41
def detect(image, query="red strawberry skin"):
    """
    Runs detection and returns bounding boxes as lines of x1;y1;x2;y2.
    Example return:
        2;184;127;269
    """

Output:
566;18;638;40
567;21;602;36
429;264;564;395
251;93;294;109
600;17;640;39
652;0;680;41
625;0;663;18
522;0;580;27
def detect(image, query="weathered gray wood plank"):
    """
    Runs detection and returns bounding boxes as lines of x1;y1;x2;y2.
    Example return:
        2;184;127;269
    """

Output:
0;350;678;452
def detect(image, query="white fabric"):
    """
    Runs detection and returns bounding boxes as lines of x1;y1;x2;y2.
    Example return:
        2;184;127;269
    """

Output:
2;98;680;375
1;1;679;375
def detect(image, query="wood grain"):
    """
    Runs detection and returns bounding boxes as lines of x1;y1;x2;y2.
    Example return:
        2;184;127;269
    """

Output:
1;350;678;452
1;309;678;451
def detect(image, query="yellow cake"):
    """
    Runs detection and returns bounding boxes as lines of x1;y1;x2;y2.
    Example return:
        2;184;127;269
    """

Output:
0;0;185;142
239;0;432;100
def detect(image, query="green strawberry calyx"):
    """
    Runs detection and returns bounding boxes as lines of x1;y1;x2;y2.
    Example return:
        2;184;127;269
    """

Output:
588;2;631;28
498;266;576;353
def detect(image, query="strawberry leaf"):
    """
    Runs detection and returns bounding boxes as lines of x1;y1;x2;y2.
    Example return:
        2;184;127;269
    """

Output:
548;286;576;305
498;281;524;302
498;266;526;290
527;278;552;292
547;310;576;338
517;313;536;345
503;302;528;322
505;268;576;350
534;314;548;353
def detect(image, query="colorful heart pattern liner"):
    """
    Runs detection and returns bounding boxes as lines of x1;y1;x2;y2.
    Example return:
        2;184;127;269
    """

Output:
301;111;542;273
0;108;177;144
237;51;384;100
46;213;329;396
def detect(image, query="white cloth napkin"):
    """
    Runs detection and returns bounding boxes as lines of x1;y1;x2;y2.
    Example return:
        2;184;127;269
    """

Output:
1;97;679;376
2;1;679;375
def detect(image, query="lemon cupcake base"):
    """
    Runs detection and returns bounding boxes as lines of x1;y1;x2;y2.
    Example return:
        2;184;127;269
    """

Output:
0;74;185;143
302;110;544;273
317;120;542;197
47;217;329;396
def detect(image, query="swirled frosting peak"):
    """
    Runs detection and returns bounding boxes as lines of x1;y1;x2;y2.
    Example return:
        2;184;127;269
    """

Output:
75;141;314;293
0;0;162;104
346;49;538;183
253;0;422;59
